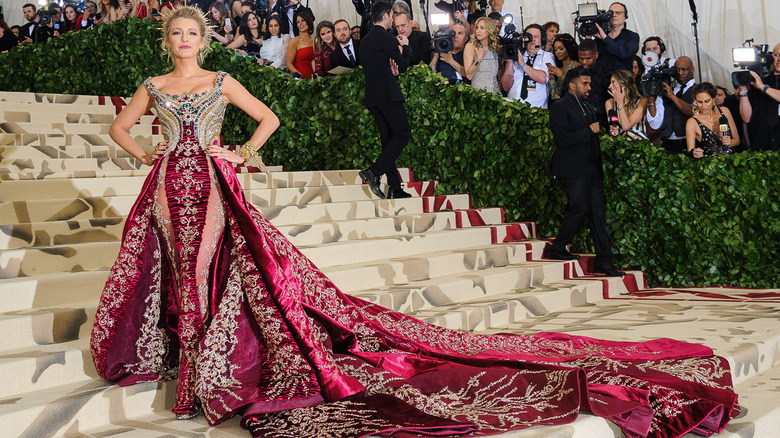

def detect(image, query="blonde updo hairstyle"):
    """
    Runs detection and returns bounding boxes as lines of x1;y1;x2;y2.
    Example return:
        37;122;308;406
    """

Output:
161;6;213;66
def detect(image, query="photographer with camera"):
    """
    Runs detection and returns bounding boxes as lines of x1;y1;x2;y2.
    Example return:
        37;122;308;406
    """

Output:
646;56;696;153
488;0;516;36
433;0;472;25
430;23;468;84
642;36;675;70
738;43;780;151
591;2;638;75
502;24;554;108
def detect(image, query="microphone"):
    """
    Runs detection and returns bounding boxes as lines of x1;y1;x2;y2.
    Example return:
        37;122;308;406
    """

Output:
608;109;619;130
719;115;730;137
688;0;698;21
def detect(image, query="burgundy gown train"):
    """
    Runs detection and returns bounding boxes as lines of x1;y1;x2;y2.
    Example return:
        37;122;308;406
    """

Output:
91;71;739;438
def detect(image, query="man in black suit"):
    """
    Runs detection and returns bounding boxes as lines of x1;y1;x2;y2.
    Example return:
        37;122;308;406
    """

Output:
330;19;360;69
393;9;431;66
359;1;413;199
548;67;624;277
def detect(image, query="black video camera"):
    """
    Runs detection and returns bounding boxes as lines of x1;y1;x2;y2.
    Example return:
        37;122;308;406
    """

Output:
37;8;57;25
499;23;530;61
433;28;456;54
641;64;680;97
573;3;612;40
731;41;772;87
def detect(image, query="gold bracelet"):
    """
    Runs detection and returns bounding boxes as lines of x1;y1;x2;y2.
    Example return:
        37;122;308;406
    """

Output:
237;140;257;162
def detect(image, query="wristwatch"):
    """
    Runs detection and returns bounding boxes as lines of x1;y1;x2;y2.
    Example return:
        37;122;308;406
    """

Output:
763;84;770;94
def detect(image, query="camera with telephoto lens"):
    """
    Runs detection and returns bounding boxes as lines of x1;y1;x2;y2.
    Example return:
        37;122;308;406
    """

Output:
433;28;456;53
37;7;56;25
640;64;680;97
573;3;612;40
731;40;772;87
499;21;530;61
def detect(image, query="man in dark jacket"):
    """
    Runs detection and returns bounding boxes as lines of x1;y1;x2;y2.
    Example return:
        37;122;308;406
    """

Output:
358;1;413;199
548;67;624;277
393;9;431;66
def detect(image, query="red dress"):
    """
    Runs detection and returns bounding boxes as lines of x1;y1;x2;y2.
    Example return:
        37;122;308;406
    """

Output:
293;45;315;78
90;71;739;438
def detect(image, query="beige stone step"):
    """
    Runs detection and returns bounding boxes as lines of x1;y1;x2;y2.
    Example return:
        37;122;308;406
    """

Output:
0;144;134;159
0;271;107;313
0;192;438;225
0;223;512;278
411;272;644;331
0;104;157;125
0;208;505;250
0;91;129;106
0;132;164;148
1;121;154;137
0;157;144;174
0;379;161;438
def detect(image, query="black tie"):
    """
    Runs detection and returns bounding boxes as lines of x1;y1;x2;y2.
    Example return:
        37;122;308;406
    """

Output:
345;45;356;66
520;54;537;100
676;84;686;98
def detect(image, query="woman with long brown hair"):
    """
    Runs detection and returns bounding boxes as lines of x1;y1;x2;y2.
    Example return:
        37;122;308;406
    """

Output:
313;20;336;77
606;69;649;140
207;1;233;45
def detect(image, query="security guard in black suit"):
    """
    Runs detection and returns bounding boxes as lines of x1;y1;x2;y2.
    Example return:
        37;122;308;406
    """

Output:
548;67;624;277
358;1;413;199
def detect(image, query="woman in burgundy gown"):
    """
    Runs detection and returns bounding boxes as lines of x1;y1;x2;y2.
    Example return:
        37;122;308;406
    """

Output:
92;6;739;438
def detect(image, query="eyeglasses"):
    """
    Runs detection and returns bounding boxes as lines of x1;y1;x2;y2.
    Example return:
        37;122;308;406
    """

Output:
610;10;625;15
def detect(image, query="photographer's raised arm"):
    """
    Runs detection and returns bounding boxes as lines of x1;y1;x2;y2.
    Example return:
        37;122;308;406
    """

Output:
738;85;753;123
750;71;780;103
663;83;693;117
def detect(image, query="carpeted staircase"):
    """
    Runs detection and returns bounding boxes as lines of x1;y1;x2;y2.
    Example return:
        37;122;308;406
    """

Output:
1;91;779;438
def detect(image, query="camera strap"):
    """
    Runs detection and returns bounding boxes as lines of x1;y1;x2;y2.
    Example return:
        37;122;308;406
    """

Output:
520;53;538;99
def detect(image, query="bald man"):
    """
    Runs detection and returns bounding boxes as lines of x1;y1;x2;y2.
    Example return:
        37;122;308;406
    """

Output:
646;56;696;153
738;43;780;151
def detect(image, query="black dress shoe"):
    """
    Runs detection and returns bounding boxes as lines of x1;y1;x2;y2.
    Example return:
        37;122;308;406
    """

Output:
359;169;385;199
387;188;412;199
593;263;626;277
547;247;581;261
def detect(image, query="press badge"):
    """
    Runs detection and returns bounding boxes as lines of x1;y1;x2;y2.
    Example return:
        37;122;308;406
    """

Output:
527;79;537;91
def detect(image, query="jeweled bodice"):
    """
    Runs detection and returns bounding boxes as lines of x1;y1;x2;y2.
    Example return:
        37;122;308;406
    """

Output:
143;71;228;154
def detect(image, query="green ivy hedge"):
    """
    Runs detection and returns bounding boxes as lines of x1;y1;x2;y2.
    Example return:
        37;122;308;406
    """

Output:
1;18;778;288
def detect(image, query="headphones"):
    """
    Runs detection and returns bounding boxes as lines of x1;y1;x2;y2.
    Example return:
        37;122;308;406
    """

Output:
641;36;666;55
525;24;546;47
